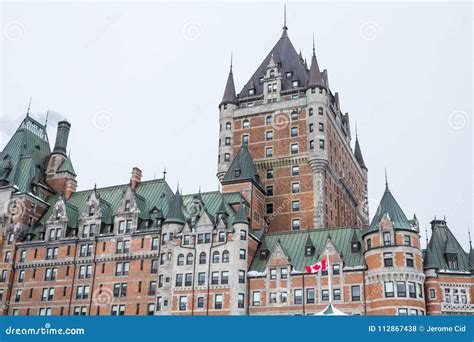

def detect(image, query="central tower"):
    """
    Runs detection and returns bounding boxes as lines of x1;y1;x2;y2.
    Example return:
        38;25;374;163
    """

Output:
217;22;369;233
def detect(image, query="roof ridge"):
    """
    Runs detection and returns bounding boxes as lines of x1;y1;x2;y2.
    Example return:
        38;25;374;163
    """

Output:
72;178;166;194
265;226;353;237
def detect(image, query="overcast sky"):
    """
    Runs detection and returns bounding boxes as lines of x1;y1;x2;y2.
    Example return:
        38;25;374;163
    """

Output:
1;1;472;250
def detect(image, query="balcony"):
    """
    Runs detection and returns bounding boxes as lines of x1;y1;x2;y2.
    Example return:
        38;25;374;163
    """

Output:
441;303;474;314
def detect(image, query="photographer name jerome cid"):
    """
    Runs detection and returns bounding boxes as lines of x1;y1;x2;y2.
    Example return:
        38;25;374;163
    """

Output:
426;325;467;332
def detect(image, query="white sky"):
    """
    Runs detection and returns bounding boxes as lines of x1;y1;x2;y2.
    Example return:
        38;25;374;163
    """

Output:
1;1;472;250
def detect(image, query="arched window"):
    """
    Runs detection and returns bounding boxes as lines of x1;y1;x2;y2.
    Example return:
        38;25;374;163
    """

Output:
242;119;250;129
318;107;323;115
226;122;232;130
186;253;194;265
212;251;220;263
177;254;184;266
199;252;206;264
222;250;230;263
309;108;314;116
270;69;275;78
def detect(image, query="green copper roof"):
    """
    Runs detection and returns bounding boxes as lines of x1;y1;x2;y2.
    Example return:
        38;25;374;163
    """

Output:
469;246;474;273
233;199;249;224
222;145;265;192
423;220;470;272
165;189;186;224
368;185;413;232
250;227;365;272
0;115;51;193
57;157;76;176
65;202;79;229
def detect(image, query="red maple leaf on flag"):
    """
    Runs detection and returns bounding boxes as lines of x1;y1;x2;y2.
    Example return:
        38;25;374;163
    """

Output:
305;259;327;273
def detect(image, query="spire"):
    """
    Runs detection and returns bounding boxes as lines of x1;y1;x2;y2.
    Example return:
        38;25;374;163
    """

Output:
233;198;249;224
423;244;438;270
384;168;388;188
354;134;367;170
26;97;32;116
282;4;288;33
45;109;49;128
308;35;323;87
220;53;237;107
164;188;185;224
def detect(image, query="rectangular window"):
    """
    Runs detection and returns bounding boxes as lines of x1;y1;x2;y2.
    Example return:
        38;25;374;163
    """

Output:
292;183;300;194
214;294;223;309
280;291;288;303
240;230;246;241
291;219;300;230
266;131;273;141
309;123;314;132
221;271;229;285
383;252;393;267
429;288;436;299
383;232;392;246
417;284;423;299
294;289;302;305
319;139;325;149
384;281;394;298
179;296;187;311
270;268;277;280
292;200;300;212
404;235;411;246
397;281;406;297
266;147;273;158
398;308;408;315
408;282;416;298
198;272;205;286
306;288;315;304
321;290;329;301
367;238;372;250
406;253;414;267
309;140;314;150
266;186;274;196
176;274;183;287
149;281;157;295
291;143;298;154
319;122;324;132
351;285;360;301
267;168;274;179
241;135;249;145
211;272;219;285
280;268;288;279
197;297;204;308
290;127;298;137
238;294;245;308
239;249;246;260
239;270;245;284
333;289;341;300
185;273;192;287
266;203;274;214
292;165;300;176
151;259;158;274
270;292;277;304
332;264;340;275
252;292;261;306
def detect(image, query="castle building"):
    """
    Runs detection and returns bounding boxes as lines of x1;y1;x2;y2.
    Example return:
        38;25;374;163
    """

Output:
0;20;472;316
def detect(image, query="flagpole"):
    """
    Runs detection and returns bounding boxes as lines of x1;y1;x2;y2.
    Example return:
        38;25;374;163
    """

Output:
327;248;332;303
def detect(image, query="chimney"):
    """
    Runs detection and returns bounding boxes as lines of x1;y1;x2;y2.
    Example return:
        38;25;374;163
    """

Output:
130;167;142;190
53;120;71;155
64;178;77;200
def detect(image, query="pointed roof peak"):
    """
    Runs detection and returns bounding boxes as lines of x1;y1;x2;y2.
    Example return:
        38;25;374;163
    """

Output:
308;38;323;87
222;144;265;192
233;198;249;225
353;135;367;170
220;55;237;107
385;168;389;189
282;4;288;33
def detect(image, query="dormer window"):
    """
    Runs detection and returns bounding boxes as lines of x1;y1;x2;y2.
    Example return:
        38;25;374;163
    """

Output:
351;242;360;253
305;246;313;256
260;250;268;260
248;89;255;96
270;69;275;78
89;206;95;216
446;255;458;270
124;200;131;212
234;170;241;178
383;232;392;246
55;211;61;220
286;71;293;78
259;77;264;83
292;80;299;88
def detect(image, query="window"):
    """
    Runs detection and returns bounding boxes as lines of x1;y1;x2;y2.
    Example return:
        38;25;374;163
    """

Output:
290;127;298;137
238;294;245;308
266;203;274;214
211;272;219;285
266;186;274;196
176;274;183;287
446;255;458;270
367;238;372;250
266;131;273;141
281;268;288;279
404;235;411;246
292;200;300;212
332;264;340;275
177;254;184;266
397;281;406;297
292;80;299;88
384;281;394;298
4;251;11;263
444;288;451;303
417;283;423;299
351;286;360;301
428;288;436;299
197;297;204;308
226;122;231;130
185;273;192;286
39;308;52;316
149;281;157;295
406;253;414;267
212;251;220;263
242;135;249;145
408;282;416;298
252;292;261;306
239;270;245;284
269;292;277;304
225;137;231;146
199;252;206;264
1;270;7;282
383;252;393;267
18;270;25;283
291;143;299;154
151;259;158;274
222;250;230;263
270;268;277;280
309;140;314;150
221;271;229;285
333;289;341;300
318;107;323;115
41;287;54;301
398;308;408;315
306;288;315;304
214;294;223;309
266;147;273;158
186;253;194;265
115;262;129;276
266;116;273;125
240;230;247;241
124;200;131;212
115;240;130;254
217;231;225;242
248;89;254;96
267;168;274;179
321;290;329;301
224;153;230;162
383;232;392;246
242;119;250;129
46;247;58;260
319;139;325;149
239;249;246;260
291;111;298;121
292;165;300;176
179;296;187;311
292;219;300;230
318;122;324;132
44;268;57;281
291;183;300;194
198;272;205;286
294;289;303;304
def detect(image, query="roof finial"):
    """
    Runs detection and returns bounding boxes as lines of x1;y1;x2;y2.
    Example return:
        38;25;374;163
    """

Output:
355;122;358;139
45;109;49;128
468;226;472;248
163;166;167;180
230;51;233;70
26;97;32;116
384;168;388;187
283;4;288;30
424;224;429;246
312;33;315;56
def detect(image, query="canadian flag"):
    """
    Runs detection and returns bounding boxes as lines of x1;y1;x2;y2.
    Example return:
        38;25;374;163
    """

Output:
305;259;327;273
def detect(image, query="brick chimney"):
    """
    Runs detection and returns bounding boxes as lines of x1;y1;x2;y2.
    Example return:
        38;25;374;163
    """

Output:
130;167;142;190
65;178;77;200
